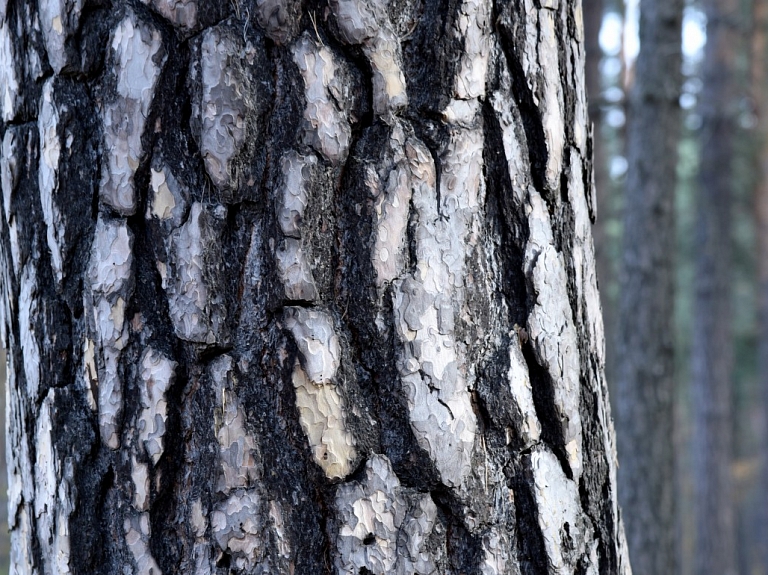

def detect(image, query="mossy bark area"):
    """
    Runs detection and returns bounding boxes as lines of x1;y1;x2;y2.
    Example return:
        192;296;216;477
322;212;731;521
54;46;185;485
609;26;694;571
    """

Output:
0;1;630;573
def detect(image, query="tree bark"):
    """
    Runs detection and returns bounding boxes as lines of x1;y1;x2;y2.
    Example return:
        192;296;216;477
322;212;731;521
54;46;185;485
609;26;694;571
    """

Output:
692;1;739;574
0;1;631;574
614;1;682;574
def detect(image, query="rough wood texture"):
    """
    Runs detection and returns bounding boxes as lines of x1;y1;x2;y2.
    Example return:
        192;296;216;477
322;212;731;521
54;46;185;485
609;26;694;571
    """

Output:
0;1;630;573
614;1;682;574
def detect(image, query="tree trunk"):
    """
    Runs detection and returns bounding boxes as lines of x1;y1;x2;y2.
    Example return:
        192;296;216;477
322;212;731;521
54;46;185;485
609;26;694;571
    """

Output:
692;0;739;573
751;0;768;570
0;1;631;574
614;1;682;574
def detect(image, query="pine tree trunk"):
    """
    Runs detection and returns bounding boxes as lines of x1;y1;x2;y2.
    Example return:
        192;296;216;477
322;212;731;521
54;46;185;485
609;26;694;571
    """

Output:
614;1;682;574
0;1;631;573
692;0;739;573
750;0;768;570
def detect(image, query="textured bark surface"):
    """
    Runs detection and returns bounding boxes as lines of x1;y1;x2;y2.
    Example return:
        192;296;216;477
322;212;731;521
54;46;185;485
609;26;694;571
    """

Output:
0;1;630;574
692;1;738;574
614;2;682;574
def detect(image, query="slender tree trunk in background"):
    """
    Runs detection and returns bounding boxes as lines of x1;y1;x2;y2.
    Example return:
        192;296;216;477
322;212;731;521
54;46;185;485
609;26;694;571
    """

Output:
0;0;631;573
751;0;768;570
614;1;682;574
692;1;739;573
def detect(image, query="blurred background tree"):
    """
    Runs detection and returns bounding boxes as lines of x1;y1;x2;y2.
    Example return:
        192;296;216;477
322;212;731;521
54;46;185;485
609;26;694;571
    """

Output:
587;1;768;573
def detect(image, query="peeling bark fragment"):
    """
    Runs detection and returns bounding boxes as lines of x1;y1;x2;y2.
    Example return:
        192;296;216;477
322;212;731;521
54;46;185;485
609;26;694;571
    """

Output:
519;1;565;193
391;134;480;488
138;348;176;465
19;264;41;401
276;150;315;239
292;361;357;480
453;0;491;100
479;528;512;575
147;163;188;227
199;27;253;195
210;355;261;492
0;21;19;122
190;499;213;575
166;202;228;345
274;150;320;301
142;0;197;30
275;237;319;301
284;307;358;479
35;390;58;574
10;505;34;575
524;190;582;478
335;454;403;574
335;455;442;575
87;217;134;448
489;61;530;205
0;127;23;275
530;447;596;575
507;337;541;446
370;123;411;288
329;0;408;118
284;307;340;383
38;79;65;284
211;490;265;572
255;0;301;44
292;35;352;164
132;455;150;511
397;494;441;575
39;0;83;74
124;512;163;575
100;12;166;215
1;128;19;223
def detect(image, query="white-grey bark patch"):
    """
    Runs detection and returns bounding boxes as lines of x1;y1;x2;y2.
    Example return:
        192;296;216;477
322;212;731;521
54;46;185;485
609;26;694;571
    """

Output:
524;189;582;478
39;0;83;74
142;0;197;30
274;150;320;301
19;263;40;401
37;78;75;288
147;162;189;228
87;216;134;449
334;454;442;574
211;490;266;572
453;0;492;101
292;34;352;164
199;26;251;193
530;447;598;575
124;512;163;575
369;122;412;288
210;355;261;492
100;10;166;215
507;335;541;447
276;150;315;239
284;307;357;479
166;202;228;345
137;348;176;465
391;134;479;488
0;20;19;122
329;0;408;118
519;0;565;194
